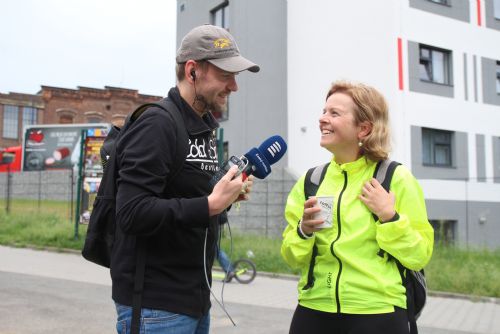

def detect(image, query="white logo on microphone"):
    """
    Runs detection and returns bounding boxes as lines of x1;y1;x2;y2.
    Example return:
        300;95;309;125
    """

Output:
267;141;282;158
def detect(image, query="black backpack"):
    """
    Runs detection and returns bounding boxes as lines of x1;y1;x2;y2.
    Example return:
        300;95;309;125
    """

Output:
82;99;188;267
303;160;427;334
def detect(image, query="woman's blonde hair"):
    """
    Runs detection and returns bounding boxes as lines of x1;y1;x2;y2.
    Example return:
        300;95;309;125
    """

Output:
326;81;391;161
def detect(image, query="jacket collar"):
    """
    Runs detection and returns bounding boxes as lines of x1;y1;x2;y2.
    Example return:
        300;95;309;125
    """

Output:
168;87;219;136
330;155;374;174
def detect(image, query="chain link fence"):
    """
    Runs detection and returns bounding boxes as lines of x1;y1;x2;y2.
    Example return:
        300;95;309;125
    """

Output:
0;170;76;221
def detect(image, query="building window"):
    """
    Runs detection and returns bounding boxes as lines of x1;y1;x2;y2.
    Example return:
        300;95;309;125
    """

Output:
2;105;19;139
419;45;452;85
59;115;74;124
22;107;38;128
56;108;76;124
422;128;453;166
112;115;127;127
496;61;500;94
495;0;500;19
430;220;456;245
87;117;103;123
427;0;449;5
211;2;229;29
85;111;104;124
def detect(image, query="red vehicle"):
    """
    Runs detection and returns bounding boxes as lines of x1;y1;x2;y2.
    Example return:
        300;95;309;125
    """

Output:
0;146;22;172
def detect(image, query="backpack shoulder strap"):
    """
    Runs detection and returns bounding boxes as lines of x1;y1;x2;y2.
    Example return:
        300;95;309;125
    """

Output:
304;162;330;199
130;99;189;184
373;159;401;192
126;100;188;334
372;159;401;222
301;162;329;291
152;99;189;183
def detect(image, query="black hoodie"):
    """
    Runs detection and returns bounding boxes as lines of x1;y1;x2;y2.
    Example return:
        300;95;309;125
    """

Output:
111;87;221;317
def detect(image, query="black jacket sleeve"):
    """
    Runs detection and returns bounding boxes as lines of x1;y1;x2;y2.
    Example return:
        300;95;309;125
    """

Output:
115;108;209;236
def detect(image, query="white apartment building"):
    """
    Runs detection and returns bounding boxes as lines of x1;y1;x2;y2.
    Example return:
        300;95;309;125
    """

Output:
177;0;500;248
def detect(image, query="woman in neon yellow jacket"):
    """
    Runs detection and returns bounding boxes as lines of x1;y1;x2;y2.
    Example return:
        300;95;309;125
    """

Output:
281;81;434;334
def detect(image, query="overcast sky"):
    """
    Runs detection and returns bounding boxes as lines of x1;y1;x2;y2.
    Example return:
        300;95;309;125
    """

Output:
0;0;177;97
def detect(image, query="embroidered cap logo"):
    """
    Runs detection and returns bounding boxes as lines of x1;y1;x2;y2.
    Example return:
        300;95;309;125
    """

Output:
213;38;231;49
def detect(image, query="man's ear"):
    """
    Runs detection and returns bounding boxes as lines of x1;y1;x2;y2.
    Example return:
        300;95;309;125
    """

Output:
185;60;197;83
358;121;373;140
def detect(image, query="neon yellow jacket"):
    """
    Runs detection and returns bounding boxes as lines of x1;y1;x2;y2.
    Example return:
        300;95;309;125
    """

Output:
281;157;434;314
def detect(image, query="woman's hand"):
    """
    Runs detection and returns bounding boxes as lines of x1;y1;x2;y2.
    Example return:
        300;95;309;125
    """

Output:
300;196;325;235
359;178;396;222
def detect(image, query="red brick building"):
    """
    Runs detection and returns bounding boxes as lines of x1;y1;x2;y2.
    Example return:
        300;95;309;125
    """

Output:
0;85;162;149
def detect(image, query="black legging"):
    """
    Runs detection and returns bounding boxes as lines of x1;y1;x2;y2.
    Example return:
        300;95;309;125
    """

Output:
289;304;410;334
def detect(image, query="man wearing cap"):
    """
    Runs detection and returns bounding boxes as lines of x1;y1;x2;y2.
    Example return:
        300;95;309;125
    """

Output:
111;24;259;333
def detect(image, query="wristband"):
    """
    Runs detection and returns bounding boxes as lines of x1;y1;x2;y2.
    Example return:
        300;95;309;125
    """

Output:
382;212;400;223
297;220;314;239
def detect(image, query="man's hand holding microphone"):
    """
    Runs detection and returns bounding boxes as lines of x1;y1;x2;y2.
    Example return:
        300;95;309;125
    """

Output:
207;135;287;217
208;166;253;216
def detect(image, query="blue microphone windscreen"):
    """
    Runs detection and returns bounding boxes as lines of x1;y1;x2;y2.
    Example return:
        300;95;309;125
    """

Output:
245;147;271;179
257;135;287;165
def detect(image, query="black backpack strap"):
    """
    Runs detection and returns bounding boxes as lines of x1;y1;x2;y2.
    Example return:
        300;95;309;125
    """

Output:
372;160;400;222
374;160;400;256
131;240;146;334
301;163;329;290
155;99;189;185
374;159;400;192
397;261;421;334
304;163;330;199
126;99;188;334
373;161;421;333
130;99;189;184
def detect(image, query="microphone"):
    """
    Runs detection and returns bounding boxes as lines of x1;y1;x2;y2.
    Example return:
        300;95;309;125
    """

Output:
211;135;287;185
241;135;287;179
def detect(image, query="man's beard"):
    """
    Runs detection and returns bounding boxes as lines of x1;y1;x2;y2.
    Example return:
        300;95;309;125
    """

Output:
193;93;227;115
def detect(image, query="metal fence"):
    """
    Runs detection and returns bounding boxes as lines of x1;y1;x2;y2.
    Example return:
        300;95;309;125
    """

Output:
0;170;76;221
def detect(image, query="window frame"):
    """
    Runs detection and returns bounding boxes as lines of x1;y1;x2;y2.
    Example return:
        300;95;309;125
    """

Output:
495;0;500;19
22;106;38;128
422;127;454;167
211;1;229;30
210;1;231;121
427;0;450;6
430;219;456;245
419;44;452;85
496;60;500;94
2;105;19;139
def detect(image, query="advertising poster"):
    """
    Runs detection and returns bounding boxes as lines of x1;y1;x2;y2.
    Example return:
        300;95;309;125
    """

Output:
80;130;108;224
22;124;109;171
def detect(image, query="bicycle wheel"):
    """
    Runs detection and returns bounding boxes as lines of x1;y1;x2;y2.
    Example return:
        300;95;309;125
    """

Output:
232;259;257;284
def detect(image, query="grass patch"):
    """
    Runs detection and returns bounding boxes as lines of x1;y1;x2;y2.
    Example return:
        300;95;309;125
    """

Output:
0;211;86;250
425;245;500;298
0;198;74;220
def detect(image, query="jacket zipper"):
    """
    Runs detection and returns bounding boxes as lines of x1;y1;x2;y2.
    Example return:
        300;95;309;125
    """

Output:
330;170;347;313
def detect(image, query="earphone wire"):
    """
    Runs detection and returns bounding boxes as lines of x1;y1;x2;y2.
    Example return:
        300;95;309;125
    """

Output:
203;227;236;326
192;72;208;112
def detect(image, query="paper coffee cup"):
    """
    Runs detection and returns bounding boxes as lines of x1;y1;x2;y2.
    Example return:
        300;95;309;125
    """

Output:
312;196;334;228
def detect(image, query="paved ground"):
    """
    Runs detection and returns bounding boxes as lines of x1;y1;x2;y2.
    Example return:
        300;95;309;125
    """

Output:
0;245;499;333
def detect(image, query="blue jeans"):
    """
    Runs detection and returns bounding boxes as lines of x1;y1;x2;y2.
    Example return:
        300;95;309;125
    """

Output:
217;249;233;274
115;303;210;334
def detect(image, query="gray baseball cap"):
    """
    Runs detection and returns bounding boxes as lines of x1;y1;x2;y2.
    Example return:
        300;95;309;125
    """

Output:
176;24;260;73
